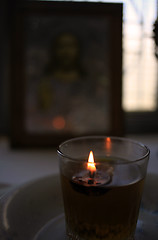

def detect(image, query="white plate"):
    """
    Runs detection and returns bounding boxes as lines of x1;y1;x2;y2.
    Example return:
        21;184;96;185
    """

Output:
0;173;158;240
33;214;66;240
0;174;63;240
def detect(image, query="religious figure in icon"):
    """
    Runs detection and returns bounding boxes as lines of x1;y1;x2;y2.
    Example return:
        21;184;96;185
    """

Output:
34;32;108;133
26;27;109;134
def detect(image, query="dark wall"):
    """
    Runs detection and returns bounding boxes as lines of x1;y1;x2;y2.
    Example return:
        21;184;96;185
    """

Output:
0;0;10;134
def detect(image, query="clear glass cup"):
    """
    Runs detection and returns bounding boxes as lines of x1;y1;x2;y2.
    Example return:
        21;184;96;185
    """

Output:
57;136;150;240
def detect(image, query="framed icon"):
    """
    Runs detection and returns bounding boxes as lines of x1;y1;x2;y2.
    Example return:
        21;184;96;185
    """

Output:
10;1;123;147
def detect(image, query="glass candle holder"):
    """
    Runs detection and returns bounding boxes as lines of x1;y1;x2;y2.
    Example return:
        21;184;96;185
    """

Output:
57;136;150;240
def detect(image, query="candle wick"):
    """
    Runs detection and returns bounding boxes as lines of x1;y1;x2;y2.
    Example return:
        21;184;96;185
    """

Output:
89;170;95;179
87;170;95;184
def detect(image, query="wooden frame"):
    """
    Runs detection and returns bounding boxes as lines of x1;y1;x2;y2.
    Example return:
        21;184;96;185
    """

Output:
10;1;123;147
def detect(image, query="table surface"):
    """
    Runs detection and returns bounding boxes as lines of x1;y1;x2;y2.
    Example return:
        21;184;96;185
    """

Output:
0;134;158;196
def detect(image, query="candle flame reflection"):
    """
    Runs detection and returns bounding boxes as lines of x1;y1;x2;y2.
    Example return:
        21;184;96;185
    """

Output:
52;116;65;130
87;151;96;173
105;137;111;155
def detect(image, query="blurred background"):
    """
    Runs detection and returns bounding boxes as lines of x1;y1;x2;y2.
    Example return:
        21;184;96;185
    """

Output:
0;0;158;137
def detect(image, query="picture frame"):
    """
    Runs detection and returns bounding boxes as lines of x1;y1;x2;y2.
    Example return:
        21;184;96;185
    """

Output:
10;1;123;147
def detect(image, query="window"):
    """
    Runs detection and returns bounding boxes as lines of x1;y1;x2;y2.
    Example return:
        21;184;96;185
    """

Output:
70;0;158;132
123;0;157;112
102;0;158;133
122;0;158;133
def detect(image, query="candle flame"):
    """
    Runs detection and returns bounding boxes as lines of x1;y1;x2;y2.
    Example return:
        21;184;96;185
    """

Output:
87;151;96;172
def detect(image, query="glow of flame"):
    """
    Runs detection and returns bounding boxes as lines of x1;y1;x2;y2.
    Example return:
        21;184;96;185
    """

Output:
106;137;111;149
87;151;96;173
52;116;65;130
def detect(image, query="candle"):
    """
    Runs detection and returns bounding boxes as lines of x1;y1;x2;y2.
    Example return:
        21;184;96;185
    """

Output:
71;150;113;194
58;136;149;240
